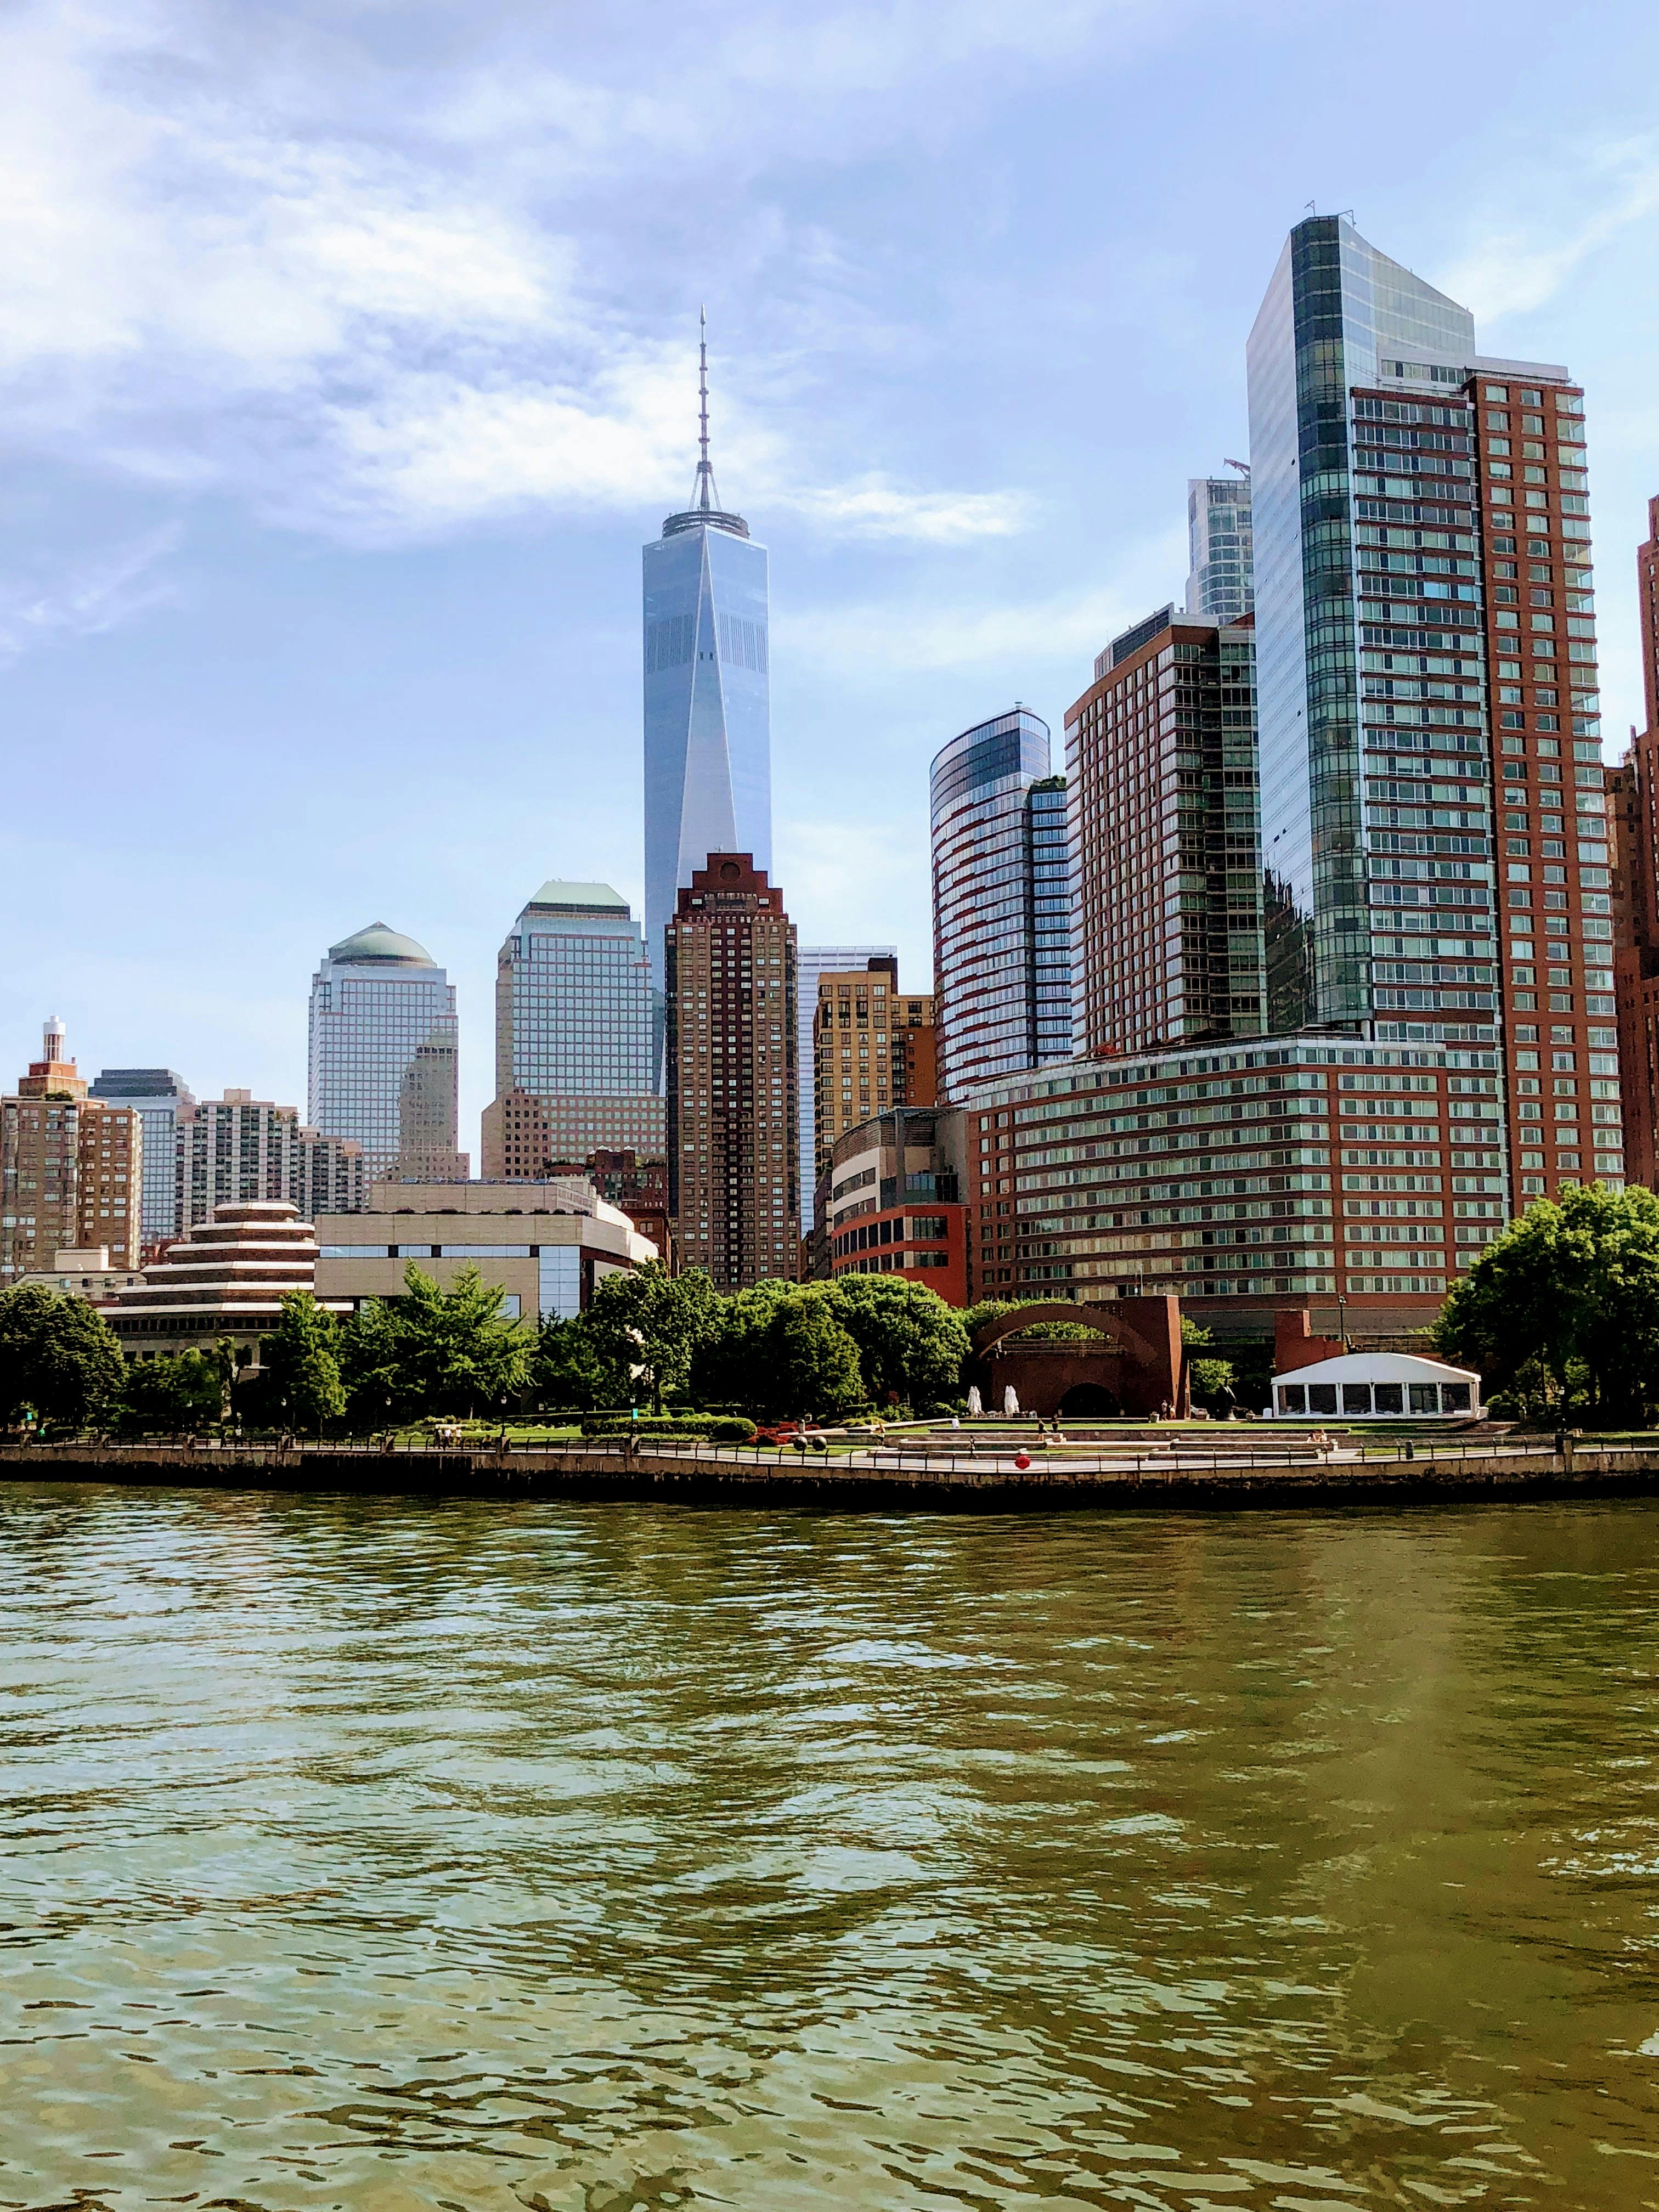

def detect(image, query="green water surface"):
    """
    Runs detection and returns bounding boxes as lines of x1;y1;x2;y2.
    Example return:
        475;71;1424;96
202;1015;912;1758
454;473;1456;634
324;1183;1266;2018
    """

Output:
2;1485;1657;2209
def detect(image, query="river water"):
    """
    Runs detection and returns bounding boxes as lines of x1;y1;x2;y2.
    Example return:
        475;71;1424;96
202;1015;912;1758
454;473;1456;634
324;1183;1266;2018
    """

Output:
2;1485;1657;2211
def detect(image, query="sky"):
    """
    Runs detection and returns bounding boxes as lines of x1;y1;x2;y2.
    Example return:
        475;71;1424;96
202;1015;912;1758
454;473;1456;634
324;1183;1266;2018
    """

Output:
4;0;1659;1154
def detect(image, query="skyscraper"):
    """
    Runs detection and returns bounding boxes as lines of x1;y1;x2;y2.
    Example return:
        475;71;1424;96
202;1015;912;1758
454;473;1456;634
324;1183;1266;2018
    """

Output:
1612;493;1659;1186
930;707;1073;1098
177;1091;364;1228
1184;471;1255;622
88;1067;194;1248
480;881;663;1178
666;855;798;1289
307;923;466;1180
1246;213;1620;1199
794;943;896;1231
1066;607;1265;1059
643;320;771;1038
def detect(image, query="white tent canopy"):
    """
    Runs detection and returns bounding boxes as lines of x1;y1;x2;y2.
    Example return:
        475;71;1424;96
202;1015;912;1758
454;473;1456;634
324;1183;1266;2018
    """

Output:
1271;1350;1482;1420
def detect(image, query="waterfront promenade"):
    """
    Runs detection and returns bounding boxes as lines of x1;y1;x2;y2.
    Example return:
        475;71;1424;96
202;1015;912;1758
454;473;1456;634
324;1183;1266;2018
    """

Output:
3;1429;1653;1507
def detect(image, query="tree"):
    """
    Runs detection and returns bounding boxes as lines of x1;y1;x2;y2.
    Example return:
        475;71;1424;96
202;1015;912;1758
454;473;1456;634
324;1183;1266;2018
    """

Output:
823;1276;970;1410
113;1348;228;1437
337;1265;532;1422
258;1293;345;1434
0;1287;124;1431
1182;1318;1235;1414
687;1278;795;1408
1435;1182;1659;1424
533;1313;620;1411
763;1293;865;1419
585;1263;720;1412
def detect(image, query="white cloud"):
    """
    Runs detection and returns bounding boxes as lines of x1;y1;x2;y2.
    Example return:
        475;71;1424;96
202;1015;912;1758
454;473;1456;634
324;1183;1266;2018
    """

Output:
0;526;182;669
0;0;1131;545
1439;134;1659;324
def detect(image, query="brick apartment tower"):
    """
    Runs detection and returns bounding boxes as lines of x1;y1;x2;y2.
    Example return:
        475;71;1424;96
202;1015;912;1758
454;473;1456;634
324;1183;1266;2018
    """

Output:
811;958;937;1187
1611;494;1659;1186
666;855;799;1288
0;1019;142;1283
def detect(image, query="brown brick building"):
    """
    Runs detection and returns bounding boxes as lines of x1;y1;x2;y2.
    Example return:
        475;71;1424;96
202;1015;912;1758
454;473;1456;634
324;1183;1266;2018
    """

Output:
1610;494;1659;1187
1;1019;142;1285
667;856;798;1288
811;958;936;1187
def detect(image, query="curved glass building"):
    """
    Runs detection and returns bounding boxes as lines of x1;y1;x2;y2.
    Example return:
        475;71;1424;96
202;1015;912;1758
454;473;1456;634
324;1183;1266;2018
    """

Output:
930;708;1072;1098
307;923;465;1181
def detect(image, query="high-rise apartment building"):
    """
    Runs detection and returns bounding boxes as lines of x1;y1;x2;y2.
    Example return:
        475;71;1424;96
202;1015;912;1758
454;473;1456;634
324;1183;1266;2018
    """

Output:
178;1092;365;1229
811;961;937;1186
1612;494;1659;1187
644;325;770;1031
1185;471;1254;622
1246;213;1620;1201
307;923;466;1181
481;882;660;1180
795;943;896;1233
666;855;797;1289
1;1020;142;1283
1066;609;1265;1059
88;1067;194;1249
930;707;1073;1098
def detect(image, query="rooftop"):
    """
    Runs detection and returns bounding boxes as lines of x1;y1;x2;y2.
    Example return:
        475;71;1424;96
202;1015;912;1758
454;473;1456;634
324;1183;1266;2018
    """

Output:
326;922;435;967
525;882;630;914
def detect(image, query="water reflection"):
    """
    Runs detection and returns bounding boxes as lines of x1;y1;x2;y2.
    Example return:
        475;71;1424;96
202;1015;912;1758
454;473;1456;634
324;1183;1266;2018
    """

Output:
2;1487;1657;2209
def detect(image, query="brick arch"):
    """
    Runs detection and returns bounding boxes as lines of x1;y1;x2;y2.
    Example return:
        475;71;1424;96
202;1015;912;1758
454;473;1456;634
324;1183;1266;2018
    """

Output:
969;1296;1186;1419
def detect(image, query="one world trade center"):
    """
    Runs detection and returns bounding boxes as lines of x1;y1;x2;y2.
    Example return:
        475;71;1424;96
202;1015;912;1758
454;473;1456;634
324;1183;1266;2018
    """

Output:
642;317;771;1072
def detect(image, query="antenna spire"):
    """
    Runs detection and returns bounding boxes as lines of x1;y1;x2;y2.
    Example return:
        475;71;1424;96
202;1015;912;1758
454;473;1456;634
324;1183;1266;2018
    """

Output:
692;306;722;514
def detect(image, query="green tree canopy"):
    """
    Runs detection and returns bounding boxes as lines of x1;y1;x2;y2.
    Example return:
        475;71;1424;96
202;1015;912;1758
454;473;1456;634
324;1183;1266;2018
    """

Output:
1182;1318;1235;1413
338;1265;532;1421
533;1313;622;1411
258;1293;346;1433
821;1275;969;1410
0;1286;125;1431
1435;1182;1659;1423
762;1292;865;1420
687;1278;795;1408
113;1348;229;1437
584;1263;721;1412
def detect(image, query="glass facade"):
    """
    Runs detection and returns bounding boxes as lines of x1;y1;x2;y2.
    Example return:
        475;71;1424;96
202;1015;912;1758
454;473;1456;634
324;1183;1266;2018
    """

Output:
1248;216;1477;1032
495;882;653;1099
88;1068;194;1244
307;923;463;1180
642;511;770;1048
1184;474;1255;623
930;708;1073;1097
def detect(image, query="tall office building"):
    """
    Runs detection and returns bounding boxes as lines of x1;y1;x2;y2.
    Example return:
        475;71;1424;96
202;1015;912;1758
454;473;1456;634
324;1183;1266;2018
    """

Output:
480;881;662;1178
88;1067;194;1249
643;321;771;1035
795;943;895;1232
307;923;466;1180
1066;607;1265;1059
1184;471;1254;622
930;707;1072;1098
1247;213;1620;1199
1;1020;142;1282
666;855;798;1289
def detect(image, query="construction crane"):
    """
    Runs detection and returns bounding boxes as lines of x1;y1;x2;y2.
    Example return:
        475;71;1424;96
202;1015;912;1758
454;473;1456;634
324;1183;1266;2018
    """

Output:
1224;458;1251;477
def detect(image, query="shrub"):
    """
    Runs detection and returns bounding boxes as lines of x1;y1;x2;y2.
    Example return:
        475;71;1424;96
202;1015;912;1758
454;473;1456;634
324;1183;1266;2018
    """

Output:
578;1412;757;1442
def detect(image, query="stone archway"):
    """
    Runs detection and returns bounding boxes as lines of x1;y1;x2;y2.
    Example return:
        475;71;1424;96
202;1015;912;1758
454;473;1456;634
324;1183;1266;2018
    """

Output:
968;1296;1186;1419
1058;1382;1121;1419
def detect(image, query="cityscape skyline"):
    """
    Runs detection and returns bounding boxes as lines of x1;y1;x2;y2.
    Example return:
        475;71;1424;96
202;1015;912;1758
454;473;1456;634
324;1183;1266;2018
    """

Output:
6;3;1657;1142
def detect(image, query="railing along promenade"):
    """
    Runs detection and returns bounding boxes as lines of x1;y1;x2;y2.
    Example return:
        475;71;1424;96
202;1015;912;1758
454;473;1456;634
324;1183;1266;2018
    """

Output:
2;1428;1657;1507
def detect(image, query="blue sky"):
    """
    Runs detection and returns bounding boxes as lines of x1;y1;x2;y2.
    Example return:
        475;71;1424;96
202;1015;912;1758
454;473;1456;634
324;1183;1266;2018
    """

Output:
4;0;1658;1153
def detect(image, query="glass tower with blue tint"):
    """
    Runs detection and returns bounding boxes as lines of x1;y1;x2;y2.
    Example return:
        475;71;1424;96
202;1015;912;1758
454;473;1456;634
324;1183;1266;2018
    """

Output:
1248;215;1479;1033
930;708;1073;1098
88;1067;195;1245
494;881;654;1099
308;923;465;1181
643;321;770;1067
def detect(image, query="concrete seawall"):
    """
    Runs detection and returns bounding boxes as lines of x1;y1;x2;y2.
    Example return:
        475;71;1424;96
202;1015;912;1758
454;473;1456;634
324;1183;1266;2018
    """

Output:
4;1439;1659;1510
